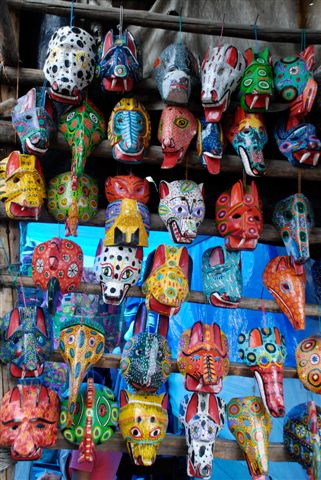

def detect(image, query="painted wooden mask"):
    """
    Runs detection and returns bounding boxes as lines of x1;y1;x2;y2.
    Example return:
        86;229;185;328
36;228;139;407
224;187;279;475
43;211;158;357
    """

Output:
224;106;267;176
0;151;46;219
158;180;205;244
227;396;272;480
263;256;306;330
179;392;225;479
142;244;191;316
272;193;314;267
201;44;245;122
119;390;168;466
238;327;287;417
96;29;141;93
153;42;199;105
0;307;52;379
196;117;223;174
44;26;96;105
177;322;229;393
215;179;263;250
12;87;56;156
60;378;118;462
0;385;59;460
240;48;274;112
296;336;321;394
32;237;84;314
47;172;99;237
120;304;171;392
59;318;105;426
107;98;151;163
158;105;197;169
202;246;242;308
104;175;150;247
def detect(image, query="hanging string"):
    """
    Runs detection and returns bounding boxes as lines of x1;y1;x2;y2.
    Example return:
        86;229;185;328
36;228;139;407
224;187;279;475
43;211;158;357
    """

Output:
185;152;189;180
253;14;259;54
178;15;183;44
117;5;124;36
70;0;75;27
298;168;302;194
216;13;225;48
260;286;267;328
300;28;307;52
41;79;47;108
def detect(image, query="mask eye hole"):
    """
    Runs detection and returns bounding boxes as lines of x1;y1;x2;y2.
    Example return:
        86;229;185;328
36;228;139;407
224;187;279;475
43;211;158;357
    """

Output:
311;354;320;365
232;213;242;219
67;335;75;344
130;427;142;438
150;428;161;438
13;177;20;184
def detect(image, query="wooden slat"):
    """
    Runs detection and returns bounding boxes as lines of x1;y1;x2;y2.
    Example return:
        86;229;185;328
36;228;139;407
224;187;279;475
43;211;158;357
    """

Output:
0;0;19;66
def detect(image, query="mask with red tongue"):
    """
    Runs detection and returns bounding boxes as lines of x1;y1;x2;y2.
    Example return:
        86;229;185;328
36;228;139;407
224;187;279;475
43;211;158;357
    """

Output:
196;118;223;174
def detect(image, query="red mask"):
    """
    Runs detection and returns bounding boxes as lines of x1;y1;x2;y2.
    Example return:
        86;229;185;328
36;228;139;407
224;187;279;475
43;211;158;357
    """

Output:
105;175;150;204
215;179;263;250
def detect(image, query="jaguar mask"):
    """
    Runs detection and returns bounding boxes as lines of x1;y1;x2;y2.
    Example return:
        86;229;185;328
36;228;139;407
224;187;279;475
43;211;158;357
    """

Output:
238;327;287;417
177;321;229;393
196;117;223;174
296;336;321;394
119;390;168;466
158;180;205;244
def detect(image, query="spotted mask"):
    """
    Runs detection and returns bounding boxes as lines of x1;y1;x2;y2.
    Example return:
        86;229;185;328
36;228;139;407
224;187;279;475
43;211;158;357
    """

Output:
60;378;118;463
224;106;267;177
142;244;191;316
96;29;141;93
196;117;223;174
272;193;314;268
32;237;84;314
59;319;105;426
215;179;263;250
227;396;272;480
263;256;306;330
158;105;197;169
238;327;287;418
44;26;96;105
240;48;273;112
107;98;151;163
0;307;52;379
47;172;99;236
0;151;46;219
201;44;246;122
153;42;199;105
120;304;171;392
119;390;168;466
12;87;56;156
296;336;321;394
94;239;143;305
158;180;205;244
202;246;242;308
0;385;59;461
179;392;226;479
177;322;229;393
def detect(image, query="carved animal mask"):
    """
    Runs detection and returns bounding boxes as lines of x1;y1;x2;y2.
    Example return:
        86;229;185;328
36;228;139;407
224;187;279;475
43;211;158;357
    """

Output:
215;179;263;250
158;180;205;244
59;100;106;186
263;256;306;330
0;385;59;460
296;336;321;394
227;396;272;480
60;378;118;463
107;98;151;163
96;29;141;93
59;319;105;426
120;304;171;392
196;117;223;174
158;105;197;169
0;307;52;378
201;44;246;122
44;26;96;105
272;193;314;267
177;322;229;393
119;390;168;466
32;237;84;314
238;327;287;417
153;42;199;105
47;172;99;237
142;244;191;316
202;246;242;307
224;106;267;176
0;151;46;219
240;48;274;112
12;87;56;156
94;240;143;305
179;392;225;479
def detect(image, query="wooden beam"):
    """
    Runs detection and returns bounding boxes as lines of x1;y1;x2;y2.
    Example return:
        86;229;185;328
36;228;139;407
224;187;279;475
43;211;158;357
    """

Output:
0;0;19;66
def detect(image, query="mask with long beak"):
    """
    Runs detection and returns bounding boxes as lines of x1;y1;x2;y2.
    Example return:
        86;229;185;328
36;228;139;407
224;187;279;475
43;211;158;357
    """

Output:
196;117;223;174
0;385;59;460
227;396;272;480
119;390;168;466
263;256;306;330
238;327;287;417
177;321;229;393
296;336;321;394
59;319;105;426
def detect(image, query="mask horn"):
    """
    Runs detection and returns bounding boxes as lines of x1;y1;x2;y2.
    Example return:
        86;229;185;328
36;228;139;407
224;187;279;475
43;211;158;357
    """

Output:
47;277;60;315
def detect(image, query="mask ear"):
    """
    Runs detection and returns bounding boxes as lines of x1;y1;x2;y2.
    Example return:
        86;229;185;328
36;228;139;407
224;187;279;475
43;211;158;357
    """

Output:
244;48;254;66
261;48;270;64
36;307;47;336
159;181;170;199
37;385;50;406
250;180;259;205
274;327;282;345
96;239;104;257
133;303;147;334
185;392;198;423
212;323;223;351
6;151;20;178
249;328;263;348
225;46;238;68
7;308;20;338
135;247;143;261
209;247;225;267
158;315;169;338
300;45;315;71
201;48;209;69
10;386;22;405
102;30;114;57
208;394;221;425
189;321;204;347
198;183;205;198
161;392;169;410
126;31;137;57
231;180;244;205
276;256;289;272
120;389;129;408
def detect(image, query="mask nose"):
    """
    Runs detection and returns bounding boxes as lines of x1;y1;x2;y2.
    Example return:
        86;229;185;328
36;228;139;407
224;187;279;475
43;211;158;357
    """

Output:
13;421;36;457
162;137;175;148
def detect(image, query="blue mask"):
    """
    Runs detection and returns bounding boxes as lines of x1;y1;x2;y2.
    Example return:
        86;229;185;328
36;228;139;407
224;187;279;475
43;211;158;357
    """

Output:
196;118;223;174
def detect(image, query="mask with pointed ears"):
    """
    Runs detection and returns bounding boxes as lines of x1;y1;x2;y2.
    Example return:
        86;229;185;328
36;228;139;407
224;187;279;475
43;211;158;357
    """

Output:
196;117;223;174
296;336;321;394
